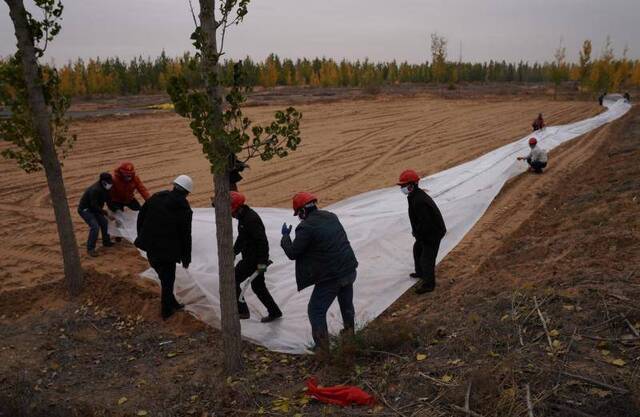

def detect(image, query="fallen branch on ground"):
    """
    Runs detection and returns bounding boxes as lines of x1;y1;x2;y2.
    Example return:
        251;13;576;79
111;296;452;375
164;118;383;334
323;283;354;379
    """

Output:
534;296;554;351
525;384;534;417
560;371;629;394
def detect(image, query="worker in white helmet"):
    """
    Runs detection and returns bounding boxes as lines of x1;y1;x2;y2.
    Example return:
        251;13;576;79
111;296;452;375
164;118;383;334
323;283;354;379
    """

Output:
135;175;194;319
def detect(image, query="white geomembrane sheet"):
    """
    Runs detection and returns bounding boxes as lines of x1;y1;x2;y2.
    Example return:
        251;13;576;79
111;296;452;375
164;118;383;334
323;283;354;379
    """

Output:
113;97;631;354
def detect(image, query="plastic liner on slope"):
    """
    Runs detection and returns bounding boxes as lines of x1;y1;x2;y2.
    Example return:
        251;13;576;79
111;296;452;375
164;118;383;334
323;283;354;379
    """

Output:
112;98;631;354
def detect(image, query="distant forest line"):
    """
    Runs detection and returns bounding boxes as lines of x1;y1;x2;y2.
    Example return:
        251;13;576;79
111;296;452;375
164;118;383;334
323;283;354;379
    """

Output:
5;39;639;98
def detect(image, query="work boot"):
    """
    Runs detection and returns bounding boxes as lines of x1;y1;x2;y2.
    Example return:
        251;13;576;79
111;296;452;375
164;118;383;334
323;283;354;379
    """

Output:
161;305;176;320
103;240;115;247
260;312;282;323
415;281;435;294
239;311;250;320
88;249;99;257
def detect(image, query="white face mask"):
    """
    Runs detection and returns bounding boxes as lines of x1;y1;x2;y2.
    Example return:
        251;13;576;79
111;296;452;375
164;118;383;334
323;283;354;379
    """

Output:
103;182;113;190
401;185;411;195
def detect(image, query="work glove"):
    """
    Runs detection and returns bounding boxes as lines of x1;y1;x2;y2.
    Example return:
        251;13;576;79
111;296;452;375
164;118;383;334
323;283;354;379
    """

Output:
257;263;268;273
281;223;293;236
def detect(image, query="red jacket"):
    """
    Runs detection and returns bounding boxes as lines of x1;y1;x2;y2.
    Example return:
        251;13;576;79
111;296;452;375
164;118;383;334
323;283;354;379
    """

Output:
110;171;150;204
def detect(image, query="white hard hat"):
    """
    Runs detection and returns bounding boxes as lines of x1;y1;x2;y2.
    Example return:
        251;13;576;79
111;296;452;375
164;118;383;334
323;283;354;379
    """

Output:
173;175;193;193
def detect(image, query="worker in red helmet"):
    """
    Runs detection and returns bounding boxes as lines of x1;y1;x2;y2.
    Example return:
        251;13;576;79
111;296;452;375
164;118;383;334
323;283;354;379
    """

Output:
517;137;548;173
231;191;282;322
108;161;151;212
532;113;545;131
397;169;446;294
281;192;358;352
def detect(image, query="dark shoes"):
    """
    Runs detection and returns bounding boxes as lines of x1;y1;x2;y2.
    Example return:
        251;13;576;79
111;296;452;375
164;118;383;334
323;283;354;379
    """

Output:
162;300;185;320
260;312;283;323
103;240;115;247
88;249;99;257
415;281;435;294
410;272;420;279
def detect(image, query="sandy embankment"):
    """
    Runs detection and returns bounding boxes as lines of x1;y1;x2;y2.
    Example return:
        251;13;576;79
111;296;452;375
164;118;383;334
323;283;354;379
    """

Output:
0;96;600;291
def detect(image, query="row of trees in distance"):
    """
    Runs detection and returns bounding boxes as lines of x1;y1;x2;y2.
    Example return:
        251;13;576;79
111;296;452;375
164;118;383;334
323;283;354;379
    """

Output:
20;35;636;98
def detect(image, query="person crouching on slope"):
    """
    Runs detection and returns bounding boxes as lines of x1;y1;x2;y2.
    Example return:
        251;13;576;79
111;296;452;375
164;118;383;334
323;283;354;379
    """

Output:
517;137;548;173
231;191;282;323
108;161;150;212
78;172;116;257
281;192;358;352
397;169;446;294
532;113;545;131
135;175;193;320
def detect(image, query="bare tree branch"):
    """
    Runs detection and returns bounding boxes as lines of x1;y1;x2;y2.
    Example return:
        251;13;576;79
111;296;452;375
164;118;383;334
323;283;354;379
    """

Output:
187;0;199;27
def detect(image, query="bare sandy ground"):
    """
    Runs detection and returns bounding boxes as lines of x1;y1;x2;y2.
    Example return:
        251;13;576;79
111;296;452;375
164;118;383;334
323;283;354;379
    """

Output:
0;96;600;291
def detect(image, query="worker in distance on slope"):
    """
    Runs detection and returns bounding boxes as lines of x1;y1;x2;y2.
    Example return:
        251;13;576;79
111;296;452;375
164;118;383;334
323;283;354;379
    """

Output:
532;113;545;131
108;161;151;212
517;137;548;174
78;172;116;257
397;169;447;294
135;175;193;320
231;191;282;323
281;192;358;352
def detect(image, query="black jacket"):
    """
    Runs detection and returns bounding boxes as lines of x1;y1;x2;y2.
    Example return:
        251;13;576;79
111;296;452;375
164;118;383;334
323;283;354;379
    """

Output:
135;190;192;265
281;209;358;291
234;206;269;265
78;181;110;214
408;188;446;243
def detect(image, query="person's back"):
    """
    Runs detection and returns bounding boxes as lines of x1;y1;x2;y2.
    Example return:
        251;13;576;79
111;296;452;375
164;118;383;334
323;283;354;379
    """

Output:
529;145;548;163
136;189;192;263
235;206;269;264
135;175;193;319
287;209;358;291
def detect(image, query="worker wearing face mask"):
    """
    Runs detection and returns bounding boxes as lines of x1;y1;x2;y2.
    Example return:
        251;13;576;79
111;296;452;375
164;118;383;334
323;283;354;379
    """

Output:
108;161;150;212
280;192;358;352
78;172;116;257
397;169;446;294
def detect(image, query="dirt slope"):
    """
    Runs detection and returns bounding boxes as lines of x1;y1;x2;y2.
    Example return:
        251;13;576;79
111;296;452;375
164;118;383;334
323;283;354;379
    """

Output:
0;96;599;291
0;104;637;417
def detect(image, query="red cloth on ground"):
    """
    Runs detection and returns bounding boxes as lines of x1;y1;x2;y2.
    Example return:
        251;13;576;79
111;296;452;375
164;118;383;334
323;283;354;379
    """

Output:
305;377;376;407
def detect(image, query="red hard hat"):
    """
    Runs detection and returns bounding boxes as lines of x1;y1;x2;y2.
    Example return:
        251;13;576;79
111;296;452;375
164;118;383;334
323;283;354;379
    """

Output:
528;137;538;145
292;192;317;215
118;161;135;176
397;169;420;185
230;191;246;214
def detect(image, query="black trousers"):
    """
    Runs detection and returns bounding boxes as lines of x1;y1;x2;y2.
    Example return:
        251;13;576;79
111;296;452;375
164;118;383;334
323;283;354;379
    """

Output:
526;158;547;173
149;260;180;312
413;239;440;289
235;259;281;316
109;198;142;212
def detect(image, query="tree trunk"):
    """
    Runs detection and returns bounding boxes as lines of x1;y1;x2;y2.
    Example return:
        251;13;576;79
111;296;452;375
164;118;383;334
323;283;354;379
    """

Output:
199;0;243;374
6;0;83;296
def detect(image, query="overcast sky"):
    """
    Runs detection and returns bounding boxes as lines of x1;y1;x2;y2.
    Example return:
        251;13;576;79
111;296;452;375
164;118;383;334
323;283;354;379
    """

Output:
1;0;639;65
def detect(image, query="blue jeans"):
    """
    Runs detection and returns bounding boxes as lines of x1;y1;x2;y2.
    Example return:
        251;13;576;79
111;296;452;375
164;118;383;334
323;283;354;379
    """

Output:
78;209;110;251
308;271;356;348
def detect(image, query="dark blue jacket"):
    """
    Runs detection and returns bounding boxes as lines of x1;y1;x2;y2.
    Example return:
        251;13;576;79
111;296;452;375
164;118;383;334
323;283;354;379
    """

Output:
78;181;110;214
281;209;358;291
